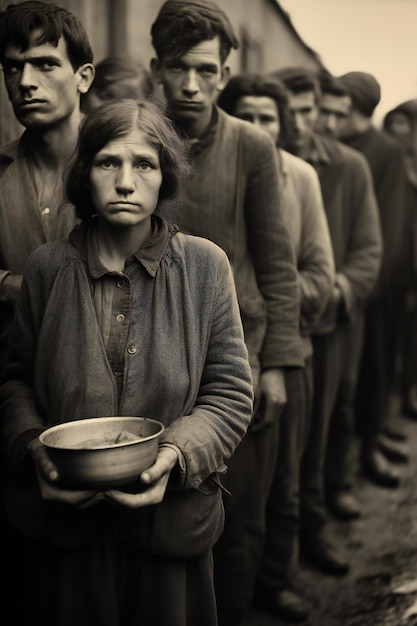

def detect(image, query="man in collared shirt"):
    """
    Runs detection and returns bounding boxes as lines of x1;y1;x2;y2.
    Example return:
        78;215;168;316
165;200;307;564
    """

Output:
274;66;382;578
150;2;303;625
0;1;95;371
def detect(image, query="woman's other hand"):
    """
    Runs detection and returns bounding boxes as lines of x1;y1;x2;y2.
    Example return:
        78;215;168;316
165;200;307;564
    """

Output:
104;445;178;508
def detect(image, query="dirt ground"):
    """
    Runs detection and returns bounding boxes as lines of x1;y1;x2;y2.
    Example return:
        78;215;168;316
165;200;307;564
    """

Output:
245;404;417;626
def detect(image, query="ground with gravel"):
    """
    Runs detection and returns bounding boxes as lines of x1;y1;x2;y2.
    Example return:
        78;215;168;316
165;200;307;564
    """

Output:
245;405;417;626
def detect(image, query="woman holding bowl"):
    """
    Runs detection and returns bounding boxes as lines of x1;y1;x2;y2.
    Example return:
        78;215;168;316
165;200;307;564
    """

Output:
0;98;253;626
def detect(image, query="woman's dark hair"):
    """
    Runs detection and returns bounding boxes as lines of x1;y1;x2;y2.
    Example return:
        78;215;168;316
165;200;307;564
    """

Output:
66;98;190;221
217;73;291;142
0;0;93;69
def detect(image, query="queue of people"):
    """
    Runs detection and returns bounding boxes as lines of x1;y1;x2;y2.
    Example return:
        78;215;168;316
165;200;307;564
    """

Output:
0;1;415;625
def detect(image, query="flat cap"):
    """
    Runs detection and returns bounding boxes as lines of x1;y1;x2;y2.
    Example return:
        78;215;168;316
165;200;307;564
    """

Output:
339;71;381;116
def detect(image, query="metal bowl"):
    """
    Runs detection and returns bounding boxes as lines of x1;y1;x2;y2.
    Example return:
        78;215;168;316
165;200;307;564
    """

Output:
38;416;165;489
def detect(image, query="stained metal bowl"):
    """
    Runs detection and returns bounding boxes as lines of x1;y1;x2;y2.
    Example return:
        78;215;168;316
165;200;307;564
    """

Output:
38;416;165;489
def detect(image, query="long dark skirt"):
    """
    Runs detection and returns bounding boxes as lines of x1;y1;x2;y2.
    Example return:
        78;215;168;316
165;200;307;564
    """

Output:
11;524;217;626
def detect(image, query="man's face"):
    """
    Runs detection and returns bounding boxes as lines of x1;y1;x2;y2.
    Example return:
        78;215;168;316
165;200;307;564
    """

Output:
233;95;280;145
316;93;352;139
2;32;92;129
285;90;318;156
151;36;228;122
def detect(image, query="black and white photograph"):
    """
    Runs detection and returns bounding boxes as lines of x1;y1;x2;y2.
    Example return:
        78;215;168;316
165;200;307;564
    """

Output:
1;1;417;625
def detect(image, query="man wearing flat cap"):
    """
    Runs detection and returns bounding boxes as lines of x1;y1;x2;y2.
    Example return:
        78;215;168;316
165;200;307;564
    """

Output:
338;71;408;488
150;2;303;624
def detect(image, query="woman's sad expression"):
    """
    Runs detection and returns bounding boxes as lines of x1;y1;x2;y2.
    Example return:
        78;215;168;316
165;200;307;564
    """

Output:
90;128;163;230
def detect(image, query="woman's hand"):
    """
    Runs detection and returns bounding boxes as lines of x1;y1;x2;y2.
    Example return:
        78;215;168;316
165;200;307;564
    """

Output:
104;446;178;509
28;437;104;509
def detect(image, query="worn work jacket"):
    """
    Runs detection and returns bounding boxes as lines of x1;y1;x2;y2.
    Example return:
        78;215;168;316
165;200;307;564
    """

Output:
0;217;253;549
0;133;77;365
278;148;335;358
306;133;383;334
176;107;303;385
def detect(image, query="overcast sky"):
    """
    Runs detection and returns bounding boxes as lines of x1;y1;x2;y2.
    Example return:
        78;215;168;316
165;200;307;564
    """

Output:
279;0;417;125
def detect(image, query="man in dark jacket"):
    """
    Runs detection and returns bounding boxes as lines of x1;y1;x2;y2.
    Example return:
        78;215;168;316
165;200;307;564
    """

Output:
150;3;303;625
339;71;408;487
273;66;382;593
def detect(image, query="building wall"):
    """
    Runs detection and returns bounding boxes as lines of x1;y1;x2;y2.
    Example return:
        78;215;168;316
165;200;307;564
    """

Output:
0;0;322;144
122;0;321;75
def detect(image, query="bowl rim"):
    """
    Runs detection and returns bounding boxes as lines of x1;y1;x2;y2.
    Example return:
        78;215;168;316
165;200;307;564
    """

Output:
38;416;165;451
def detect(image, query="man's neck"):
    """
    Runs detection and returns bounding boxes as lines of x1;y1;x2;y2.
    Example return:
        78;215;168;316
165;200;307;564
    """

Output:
174;105;214;140
26;110;83;170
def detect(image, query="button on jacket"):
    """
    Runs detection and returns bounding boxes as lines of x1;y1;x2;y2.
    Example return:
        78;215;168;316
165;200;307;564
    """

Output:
0;216;253;543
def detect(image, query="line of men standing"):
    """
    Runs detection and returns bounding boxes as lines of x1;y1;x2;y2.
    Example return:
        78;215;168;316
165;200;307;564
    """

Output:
0;1;412;625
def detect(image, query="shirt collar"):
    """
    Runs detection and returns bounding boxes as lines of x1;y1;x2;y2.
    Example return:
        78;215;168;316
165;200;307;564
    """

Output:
80;215;175;279
179;106;219;156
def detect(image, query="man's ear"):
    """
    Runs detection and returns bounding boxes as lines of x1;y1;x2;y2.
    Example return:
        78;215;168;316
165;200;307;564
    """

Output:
76;63;95;95
150;57;162;84
217;65;230;93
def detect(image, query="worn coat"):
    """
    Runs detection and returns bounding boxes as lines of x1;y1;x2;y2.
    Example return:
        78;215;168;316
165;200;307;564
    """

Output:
176;107;303;384
0;217;253;548
343;126;406;290
307;133;383;333
0;133;77;367
278;148;335;354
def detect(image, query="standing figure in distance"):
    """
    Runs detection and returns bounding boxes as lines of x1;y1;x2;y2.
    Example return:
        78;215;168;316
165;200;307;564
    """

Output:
218;72;335;623
339;71;409;486
274;66;382;580
383;100;417;421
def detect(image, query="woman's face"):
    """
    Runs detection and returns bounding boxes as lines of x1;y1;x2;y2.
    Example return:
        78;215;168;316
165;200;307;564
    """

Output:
386;112;412;140
89;127;163;229
233;95;280;144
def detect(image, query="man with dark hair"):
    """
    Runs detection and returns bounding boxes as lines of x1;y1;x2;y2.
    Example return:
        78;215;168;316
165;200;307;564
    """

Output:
0;0;95;371
218;72;335;622
274;66;382;581
339;71;409;486
316;71;352;139
150;3;304;624
0;0;94;610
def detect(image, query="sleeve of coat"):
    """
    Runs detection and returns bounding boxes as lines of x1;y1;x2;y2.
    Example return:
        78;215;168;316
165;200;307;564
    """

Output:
242;128;304;370
0;250;49;473
161;245;254;489
336;152;383;313
297;163;335;330
374;139;407;286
